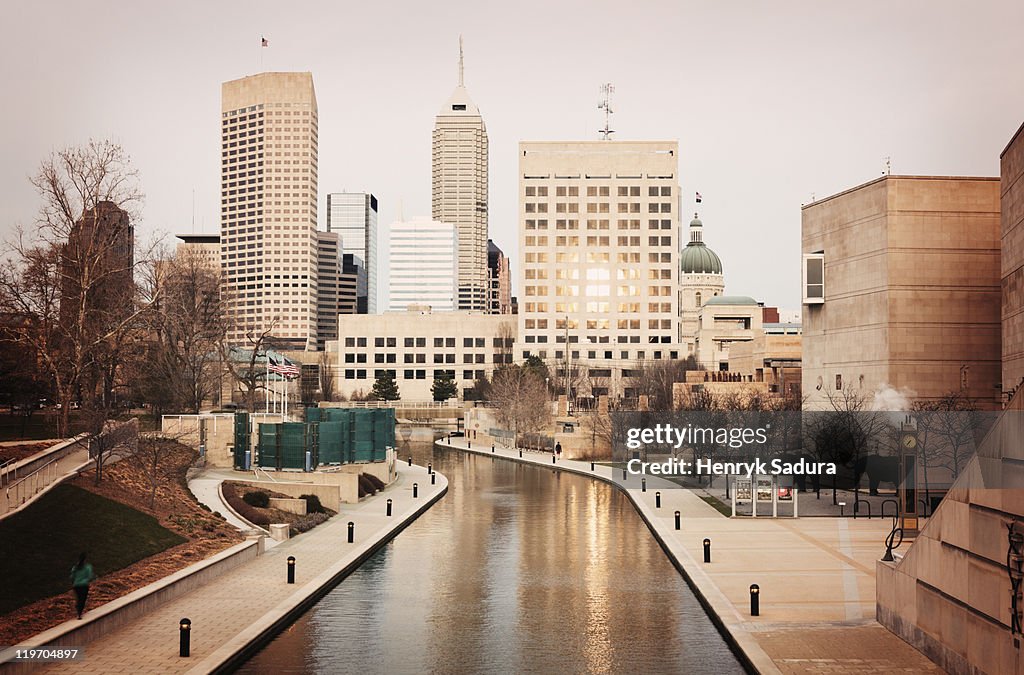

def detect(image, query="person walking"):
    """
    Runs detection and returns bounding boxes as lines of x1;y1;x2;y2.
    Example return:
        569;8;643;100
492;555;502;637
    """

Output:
555;442;562;457
70;552;96;619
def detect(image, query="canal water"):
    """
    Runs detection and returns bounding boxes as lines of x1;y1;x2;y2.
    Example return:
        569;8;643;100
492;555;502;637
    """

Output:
238;439;745;674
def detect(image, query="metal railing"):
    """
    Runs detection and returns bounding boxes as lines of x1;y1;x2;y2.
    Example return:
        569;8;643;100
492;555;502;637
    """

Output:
4;456;63;513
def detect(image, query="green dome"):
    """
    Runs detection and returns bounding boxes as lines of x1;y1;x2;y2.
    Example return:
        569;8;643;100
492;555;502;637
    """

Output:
679;244;723;274
680;212;723;275
705;295;758;306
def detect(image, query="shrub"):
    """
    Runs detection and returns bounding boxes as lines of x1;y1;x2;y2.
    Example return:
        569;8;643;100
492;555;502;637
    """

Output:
363;473;386;491
357;474;377;497
242;490;270;508
289;512;330;536
299;494;326;514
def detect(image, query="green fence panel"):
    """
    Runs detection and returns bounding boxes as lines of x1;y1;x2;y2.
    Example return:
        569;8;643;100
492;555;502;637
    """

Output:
319;421;344;465
233;413;250;470
258;423;278;469
278;422;307;469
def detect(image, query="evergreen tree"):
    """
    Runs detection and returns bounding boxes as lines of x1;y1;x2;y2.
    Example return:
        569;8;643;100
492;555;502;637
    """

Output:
431;372;458;402
370;371;400;401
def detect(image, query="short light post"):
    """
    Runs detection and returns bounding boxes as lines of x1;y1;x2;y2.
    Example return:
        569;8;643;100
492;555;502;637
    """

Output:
703;538;711;563
431;472;436;485
386;498;393;517
749;584;760;616
674;511;681;530
655;491;661;508
641;478;647;493
347;521;354;543
287;556;295;584
407;456;412;466
413;483;419;498
179;618;191;657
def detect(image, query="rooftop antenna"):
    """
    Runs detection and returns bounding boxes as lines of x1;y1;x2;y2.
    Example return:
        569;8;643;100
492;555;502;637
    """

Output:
597;83;615;140
458;35;464;86
884;156;892;175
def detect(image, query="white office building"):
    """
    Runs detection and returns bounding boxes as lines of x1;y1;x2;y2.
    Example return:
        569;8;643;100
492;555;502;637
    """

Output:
387;218;458;312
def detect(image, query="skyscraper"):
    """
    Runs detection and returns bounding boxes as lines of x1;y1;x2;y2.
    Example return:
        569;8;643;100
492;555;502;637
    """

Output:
432;39;488;312
220;72;319;351
487;240;512;315
387;218;458;312
326;192;378;313
518;141;681;395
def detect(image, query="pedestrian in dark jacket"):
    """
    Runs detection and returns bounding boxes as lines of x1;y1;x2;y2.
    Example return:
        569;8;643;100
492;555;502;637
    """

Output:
555;442;562;457
70;552;96;619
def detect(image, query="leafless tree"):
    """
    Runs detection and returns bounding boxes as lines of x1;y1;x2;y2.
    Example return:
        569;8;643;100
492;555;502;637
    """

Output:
318;351;336;402
221;319;279;413
626;359;687;412
0;140;158;439
490;365;551;447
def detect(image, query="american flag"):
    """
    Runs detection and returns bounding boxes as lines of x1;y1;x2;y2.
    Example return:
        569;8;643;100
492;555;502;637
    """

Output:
268;357;300;379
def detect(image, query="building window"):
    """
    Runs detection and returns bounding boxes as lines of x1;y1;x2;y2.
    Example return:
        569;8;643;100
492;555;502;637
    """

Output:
836;374;843;391
803;253;825;304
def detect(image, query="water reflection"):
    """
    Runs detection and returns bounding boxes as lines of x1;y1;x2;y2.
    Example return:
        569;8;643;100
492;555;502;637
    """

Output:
239;439;744;674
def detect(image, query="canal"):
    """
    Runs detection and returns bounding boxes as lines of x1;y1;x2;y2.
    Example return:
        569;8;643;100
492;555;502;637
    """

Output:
238;439;745;674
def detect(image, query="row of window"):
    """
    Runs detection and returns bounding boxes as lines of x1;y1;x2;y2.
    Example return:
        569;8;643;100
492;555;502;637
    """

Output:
343;336;513;348
524;219;674;230
524;236;674;247
525;202;673;214
343;352;512;365
524;186;673;197
342;369;477;381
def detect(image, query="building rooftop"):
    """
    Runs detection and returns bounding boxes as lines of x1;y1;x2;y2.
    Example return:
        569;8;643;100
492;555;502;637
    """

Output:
705;295;759;306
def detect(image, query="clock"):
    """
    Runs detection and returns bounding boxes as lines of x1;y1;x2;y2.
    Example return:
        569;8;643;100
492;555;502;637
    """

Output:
901;433;917;450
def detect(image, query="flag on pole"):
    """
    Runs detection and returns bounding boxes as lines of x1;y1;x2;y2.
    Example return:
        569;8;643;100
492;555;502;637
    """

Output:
268;355;300;379
261;36;268;47
695;192;702;203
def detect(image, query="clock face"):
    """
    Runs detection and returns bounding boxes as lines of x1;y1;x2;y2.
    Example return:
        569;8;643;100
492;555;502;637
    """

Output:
901;434;917;449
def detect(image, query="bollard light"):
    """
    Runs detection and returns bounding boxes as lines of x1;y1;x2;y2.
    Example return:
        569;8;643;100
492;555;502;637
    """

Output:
468;440;472;448
641;478;647;493
287;556;295;584
519;449;523;458
591;462;595;471
622;468;627;480
552;454;556;464
431;472;436;485
428;462;433;474
492;444;495;452
703;538;711;563
413;483;419;498
179;618;191;657
674;511;681;530
408;456;413;466
347;521;354;543
655;491;661;508
749;584;760;616
386;498;393;517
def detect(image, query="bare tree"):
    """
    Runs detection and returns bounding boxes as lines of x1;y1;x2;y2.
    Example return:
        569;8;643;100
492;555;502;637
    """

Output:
627;359;687;412
318;350;336;402
221;319;279;412
490;365;551;447
0;141;157;439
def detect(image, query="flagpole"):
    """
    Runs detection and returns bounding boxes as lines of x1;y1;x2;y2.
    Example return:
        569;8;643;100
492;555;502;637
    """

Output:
264;352;269;413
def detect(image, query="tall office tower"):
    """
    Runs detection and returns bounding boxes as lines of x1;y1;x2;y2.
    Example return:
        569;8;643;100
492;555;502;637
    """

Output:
220;72;319;351
432;40;488;311
315;231;343;347
61;201;134;331
518;141;681;395
326;192;378;313
175;234;221;271
387;218;458;312
339;254;360;315
487;240;512;315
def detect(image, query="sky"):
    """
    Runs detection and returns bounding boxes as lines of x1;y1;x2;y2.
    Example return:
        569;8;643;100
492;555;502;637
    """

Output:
3;0;1023;313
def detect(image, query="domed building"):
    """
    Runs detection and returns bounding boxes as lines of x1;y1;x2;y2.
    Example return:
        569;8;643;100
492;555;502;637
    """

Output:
678;213;725;355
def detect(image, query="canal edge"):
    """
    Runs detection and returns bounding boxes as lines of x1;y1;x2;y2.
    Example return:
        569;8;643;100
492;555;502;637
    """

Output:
436;441;777;675
191;467;449;675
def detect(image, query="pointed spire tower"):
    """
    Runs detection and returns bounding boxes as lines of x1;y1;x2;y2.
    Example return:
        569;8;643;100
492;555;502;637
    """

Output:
432;36;489;312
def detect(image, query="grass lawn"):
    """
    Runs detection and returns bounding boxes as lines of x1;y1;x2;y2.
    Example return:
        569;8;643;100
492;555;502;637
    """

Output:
0;483;186;615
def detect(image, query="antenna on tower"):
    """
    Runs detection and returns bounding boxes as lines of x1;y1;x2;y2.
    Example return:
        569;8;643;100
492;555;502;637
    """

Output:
597;83;615;140
458;35;464;86
884;155;892;175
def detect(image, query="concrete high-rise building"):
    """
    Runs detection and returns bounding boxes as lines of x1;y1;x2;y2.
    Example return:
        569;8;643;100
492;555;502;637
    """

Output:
801;175;1001;409
518;141;681;394
487;239;512;315
387;218;458;312
326;192;378;313
315;231;343;347
175;234;220;271
432;40;488;312
220;72;319;351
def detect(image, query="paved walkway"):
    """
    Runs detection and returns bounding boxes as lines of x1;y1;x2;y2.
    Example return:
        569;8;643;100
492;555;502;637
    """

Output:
442;438;941;674
29;462;446;674
186;473;261;534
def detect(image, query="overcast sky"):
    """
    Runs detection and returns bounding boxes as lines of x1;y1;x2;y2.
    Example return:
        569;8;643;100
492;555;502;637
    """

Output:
4;0;1023;312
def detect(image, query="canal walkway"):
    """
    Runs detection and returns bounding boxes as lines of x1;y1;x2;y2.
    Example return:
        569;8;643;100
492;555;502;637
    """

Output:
15;462;446;674
441;437;942;675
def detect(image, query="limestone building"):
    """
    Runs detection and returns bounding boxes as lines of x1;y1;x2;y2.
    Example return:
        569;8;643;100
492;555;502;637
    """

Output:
517;140;681;394
1003;122;1024;399
334;310;515;400
432;41;488;312
801;175;1002;410
678;212;725;353
692;295;762;371
387;218;458;312
175;234;220;271
220;72;319;351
